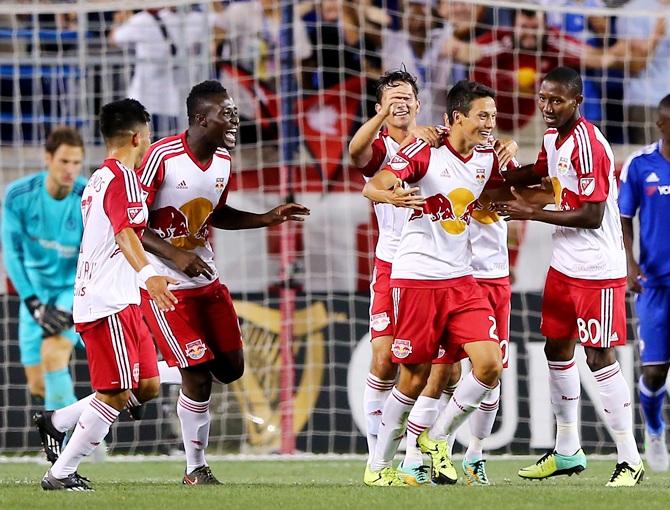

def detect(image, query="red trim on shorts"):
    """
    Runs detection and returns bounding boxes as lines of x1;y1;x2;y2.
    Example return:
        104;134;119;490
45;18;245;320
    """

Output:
547;266;626;289
390;275;476;289
475;276;510;286
374;257;392;271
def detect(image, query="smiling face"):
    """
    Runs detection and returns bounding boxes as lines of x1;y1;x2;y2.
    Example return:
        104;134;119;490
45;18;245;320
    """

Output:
449;96;497;147
376;81;419;130
199;93;240;150
537;80;582;130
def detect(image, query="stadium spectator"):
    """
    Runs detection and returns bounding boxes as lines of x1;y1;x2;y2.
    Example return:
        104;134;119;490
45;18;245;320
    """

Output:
617;0;670;144
1;127;85;412
619;94;670;472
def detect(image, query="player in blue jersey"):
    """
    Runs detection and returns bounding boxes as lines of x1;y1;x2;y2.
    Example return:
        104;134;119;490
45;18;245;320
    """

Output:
619;94;670;472
2;127;86;411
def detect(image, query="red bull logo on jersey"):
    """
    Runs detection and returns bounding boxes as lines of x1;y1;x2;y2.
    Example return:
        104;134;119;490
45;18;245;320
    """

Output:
408;188;476;234
215;177;226;191
550;177;581;211
392;339;412;359
557;156;570;176
185;339;207;360
471;198;501;224
475;168;486;184
150;197;214;250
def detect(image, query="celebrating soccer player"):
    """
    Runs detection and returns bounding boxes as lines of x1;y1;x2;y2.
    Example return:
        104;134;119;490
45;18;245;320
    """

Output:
2;127;85;411
39;98;177;491
619;94;670;472
495;66;644;487
136;80;309;485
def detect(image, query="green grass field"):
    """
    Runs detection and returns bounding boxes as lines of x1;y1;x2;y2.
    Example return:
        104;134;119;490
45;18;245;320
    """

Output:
2;458;670;510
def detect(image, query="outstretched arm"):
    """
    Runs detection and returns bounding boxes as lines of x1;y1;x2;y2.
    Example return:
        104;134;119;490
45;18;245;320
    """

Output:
140;229;214;280
362;169;425;210
210;203;310;229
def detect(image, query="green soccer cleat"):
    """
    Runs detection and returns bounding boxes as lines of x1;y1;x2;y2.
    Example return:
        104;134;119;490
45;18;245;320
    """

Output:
417;430;457;485
462;458;490;486
518;450;587;480
364;465;410;487
397;462;431;486
606;461;645;487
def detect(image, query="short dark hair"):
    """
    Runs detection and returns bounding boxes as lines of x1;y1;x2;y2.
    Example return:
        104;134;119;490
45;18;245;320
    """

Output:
445;80;496;123
186;80;228;124
99;98;150;141
542;66;583;96
45;126;83;154
512;8;542;25
375;68;419;103
659;94;670;110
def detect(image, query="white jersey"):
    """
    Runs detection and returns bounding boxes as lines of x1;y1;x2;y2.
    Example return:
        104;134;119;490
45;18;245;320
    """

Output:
359;129;409;263
73;159;148;323
138;132;231;289
534;118;626;280
470;212;509;279
386;137;504;284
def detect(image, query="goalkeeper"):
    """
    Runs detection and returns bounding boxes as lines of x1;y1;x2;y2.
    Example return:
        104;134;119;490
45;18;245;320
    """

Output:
1;126;86;411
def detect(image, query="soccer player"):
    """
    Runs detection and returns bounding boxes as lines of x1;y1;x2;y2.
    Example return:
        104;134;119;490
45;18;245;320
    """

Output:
362;80;506;487
2;127;85;411
137;80;310;485
619;93;670;472
495;66;644;487
39;98;177;491
348;69;441;476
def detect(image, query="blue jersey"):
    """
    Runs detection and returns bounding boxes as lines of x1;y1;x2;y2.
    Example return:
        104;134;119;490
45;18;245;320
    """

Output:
619;141;670;287
1;172;86;301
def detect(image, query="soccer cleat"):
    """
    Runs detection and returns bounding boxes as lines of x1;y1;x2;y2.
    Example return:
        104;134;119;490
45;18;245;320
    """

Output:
33;411;66;464
363;465;410;487
416;430;457;484
518;450;587;480
462;458;490;486
606;461;645;487
41;470;94;491
183;465;222;485
397;462;431;486
644;430;669;472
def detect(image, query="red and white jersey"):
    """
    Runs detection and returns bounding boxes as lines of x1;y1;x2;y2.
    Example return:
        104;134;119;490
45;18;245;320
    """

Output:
138;132;231;290
470;211;509;279
359;129;408;263
386;137;504;284
73;159;147;323
534;118;626;280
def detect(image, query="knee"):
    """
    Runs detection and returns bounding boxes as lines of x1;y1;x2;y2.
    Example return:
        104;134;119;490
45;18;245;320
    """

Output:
544;340;574;362
398;366;430;398
27;378;44;396
98;389;131;412
473;359;503;387
371;352;396;381
137;377;160;403
642;365;669;391
181;368;213;401
585;348;616;372
41;340;71;372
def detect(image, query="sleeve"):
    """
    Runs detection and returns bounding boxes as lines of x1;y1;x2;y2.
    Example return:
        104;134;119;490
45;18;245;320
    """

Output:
571;129;612;202
137;145;166;208
618;156;640;218
382;138;431;184
103;171;147;236
358;135;388;178
1;192;36;299
484;153;507;190
533;139;549;177
111;13;147;45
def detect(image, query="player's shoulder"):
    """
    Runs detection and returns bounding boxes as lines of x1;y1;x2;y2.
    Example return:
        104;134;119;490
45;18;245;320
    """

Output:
214;147;231;160
4;172;44;202
145;133;186;160
400;137;431;160
621;142;659;178
570;118;609;150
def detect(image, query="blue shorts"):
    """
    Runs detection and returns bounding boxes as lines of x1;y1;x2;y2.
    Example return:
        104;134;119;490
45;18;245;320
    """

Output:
636;286;670;365
18;288;81;366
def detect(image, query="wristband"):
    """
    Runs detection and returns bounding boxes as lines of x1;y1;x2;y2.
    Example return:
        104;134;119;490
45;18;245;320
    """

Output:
138;265;159;284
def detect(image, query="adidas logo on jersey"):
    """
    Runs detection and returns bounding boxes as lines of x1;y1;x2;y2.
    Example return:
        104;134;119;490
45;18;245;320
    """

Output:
645;172;660;183
176;180;188;189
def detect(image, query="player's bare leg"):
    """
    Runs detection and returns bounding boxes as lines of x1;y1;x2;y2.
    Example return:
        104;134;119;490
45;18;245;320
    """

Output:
639;363;670;471
585;346;644;486
364;334;397;467
398;363;453;485
24;363;45;406
41;336;77;410
207;348;244;384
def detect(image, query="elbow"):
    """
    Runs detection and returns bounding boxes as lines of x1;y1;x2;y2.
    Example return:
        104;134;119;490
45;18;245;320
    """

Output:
583;216;603;229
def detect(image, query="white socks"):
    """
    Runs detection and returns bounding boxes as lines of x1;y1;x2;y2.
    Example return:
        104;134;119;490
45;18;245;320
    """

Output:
548;358;581;455
370;387;415;471
158;361;183;385
363;373;394;466
593;361;641;465
51;393;96;433
429;373;495;441
177;390;211;474
465;382;501;462
51;397;119;478
404;396;440;466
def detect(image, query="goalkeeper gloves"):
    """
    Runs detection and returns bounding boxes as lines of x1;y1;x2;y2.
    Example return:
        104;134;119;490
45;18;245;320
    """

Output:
24;296;74;337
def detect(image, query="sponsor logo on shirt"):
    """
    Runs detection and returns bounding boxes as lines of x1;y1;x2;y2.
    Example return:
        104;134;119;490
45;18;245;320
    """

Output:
185;339;207;360
644;184;670;196
645;172;660;183
176;180;188;190
370;312;390;332
391;339;412;359
579;177;595;196
408;188;476;234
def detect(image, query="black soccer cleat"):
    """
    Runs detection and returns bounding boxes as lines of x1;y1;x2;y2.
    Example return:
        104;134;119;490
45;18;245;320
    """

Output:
41;470;94;491
182;465;222;486
33;411;66;464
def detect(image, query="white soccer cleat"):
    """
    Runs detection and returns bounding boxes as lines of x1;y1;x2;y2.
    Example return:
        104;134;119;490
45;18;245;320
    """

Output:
644;429;669;472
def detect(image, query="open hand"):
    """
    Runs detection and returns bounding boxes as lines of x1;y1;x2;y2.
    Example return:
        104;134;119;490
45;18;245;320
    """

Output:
146;275;178;312
171;249;214;279
493;187;538;221
263;203;311;226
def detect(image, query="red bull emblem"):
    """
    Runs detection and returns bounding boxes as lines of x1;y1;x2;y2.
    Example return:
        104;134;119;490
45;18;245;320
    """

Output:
132;363;140;383
557;156;570;176
370;312;390;332
391;338;413;359
185;339;207;360
409;193;456;222
475;168;486;184
409;188;476;234
215;177;225;191
150;206;190;240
